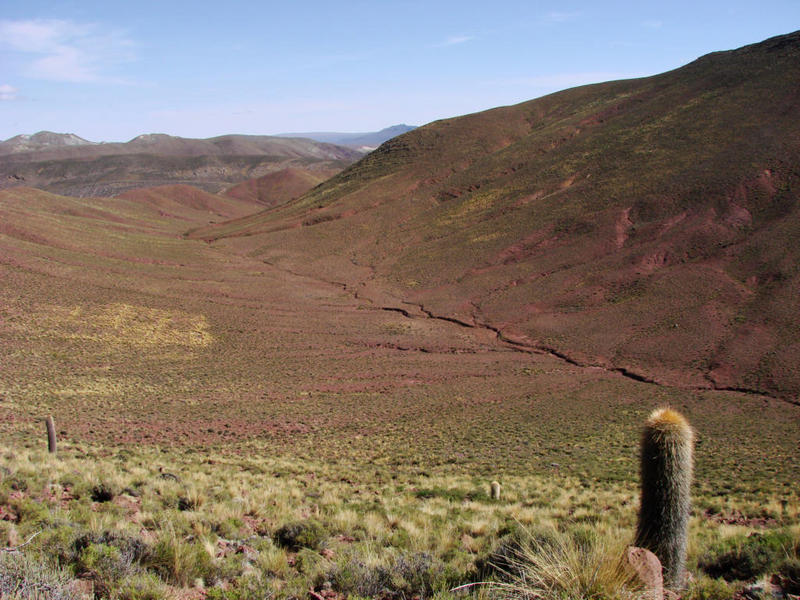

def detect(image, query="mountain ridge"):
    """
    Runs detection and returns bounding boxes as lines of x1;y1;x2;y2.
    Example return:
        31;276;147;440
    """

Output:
275;124;417;149
0;131;97;154
0;132;361;197
194;30;800;401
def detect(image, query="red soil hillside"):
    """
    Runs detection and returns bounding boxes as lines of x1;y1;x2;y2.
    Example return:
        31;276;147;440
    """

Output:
118;184;259;222
223;167;338;207
4;183;798;488
197;31;800;402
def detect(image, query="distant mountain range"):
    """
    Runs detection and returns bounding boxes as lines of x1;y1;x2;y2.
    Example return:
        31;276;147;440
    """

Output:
275;124;417;150
0;132;362;197
0;126;416;197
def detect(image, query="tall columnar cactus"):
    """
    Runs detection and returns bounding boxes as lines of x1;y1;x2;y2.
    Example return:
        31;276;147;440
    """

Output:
635;408;694;590
45;415;57;454
490;480;501;500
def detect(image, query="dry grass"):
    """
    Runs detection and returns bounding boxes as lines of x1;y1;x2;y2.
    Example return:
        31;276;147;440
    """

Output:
470;525;645;600
0;441;795;599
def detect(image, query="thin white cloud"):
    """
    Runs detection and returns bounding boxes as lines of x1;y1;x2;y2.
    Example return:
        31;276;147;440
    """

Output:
434;35;474;47
0;84;18;100
642;19;663;29
544;11;582;23
0;19;135;83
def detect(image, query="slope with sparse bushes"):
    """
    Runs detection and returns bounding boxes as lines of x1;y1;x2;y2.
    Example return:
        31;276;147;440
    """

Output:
199;31;800;401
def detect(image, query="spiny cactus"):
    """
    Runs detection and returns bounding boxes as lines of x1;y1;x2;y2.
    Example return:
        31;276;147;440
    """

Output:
45;415;57;455
635;407;694;590
490;480;501;500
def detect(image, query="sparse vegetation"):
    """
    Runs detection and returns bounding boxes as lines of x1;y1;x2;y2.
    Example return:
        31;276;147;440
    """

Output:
0;442;795;599
0;30;799;600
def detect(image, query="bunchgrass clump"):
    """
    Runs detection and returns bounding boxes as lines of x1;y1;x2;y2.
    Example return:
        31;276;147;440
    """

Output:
475;525;643;600
0;552;80;600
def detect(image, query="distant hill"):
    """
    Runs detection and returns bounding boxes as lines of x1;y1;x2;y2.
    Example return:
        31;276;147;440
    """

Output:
196;31;800;401
276;124;417;150
0;131;96;154
0;133;360;197
222;167;338;207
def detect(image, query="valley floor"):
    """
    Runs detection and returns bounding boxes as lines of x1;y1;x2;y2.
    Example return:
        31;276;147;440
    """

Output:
0;187;797;598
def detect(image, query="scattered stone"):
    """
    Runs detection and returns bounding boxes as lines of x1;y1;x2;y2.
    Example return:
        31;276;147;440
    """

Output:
626;546;663;600
113;493;141;516
335;534;355;543
703;508;776;528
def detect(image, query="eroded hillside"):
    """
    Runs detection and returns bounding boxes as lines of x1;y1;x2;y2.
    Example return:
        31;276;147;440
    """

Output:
194;31;800;402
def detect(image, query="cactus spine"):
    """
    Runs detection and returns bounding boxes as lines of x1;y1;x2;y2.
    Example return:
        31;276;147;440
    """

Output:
45;415;57;454
490;480;501;500
635;408;693;590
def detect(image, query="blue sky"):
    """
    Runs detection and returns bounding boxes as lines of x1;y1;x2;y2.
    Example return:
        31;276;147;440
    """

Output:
1;1;798;141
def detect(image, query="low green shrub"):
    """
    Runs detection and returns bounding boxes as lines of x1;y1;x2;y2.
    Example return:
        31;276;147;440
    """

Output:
685;575;733;600
205;573;277;600
328;551;452;598
214;516;245;539
328;557;392;598
698;531;792;581
390;551;452;596
11;498;51;526
274;520;327;550
77;542;134;583
777;557;800;594
90;482;115;503
0;552;79;600
147;530;213;587
113;572;171;600
73;530;151;566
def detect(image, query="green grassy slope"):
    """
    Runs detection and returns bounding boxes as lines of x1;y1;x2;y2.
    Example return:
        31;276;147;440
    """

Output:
200;31;800;401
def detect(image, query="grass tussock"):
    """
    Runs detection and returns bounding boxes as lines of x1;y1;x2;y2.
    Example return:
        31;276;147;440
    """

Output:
475;525;644;600
0;552;80;600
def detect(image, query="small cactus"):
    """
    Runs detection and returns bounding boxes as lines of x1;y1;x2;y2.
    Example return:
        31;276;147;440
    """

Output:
45;416;57;454
635;408;694;590
490;480;501;500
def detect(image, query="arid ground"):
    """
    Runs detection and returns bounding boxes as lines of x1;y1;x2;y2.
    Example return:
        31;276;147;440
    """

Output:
0;31;799;600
